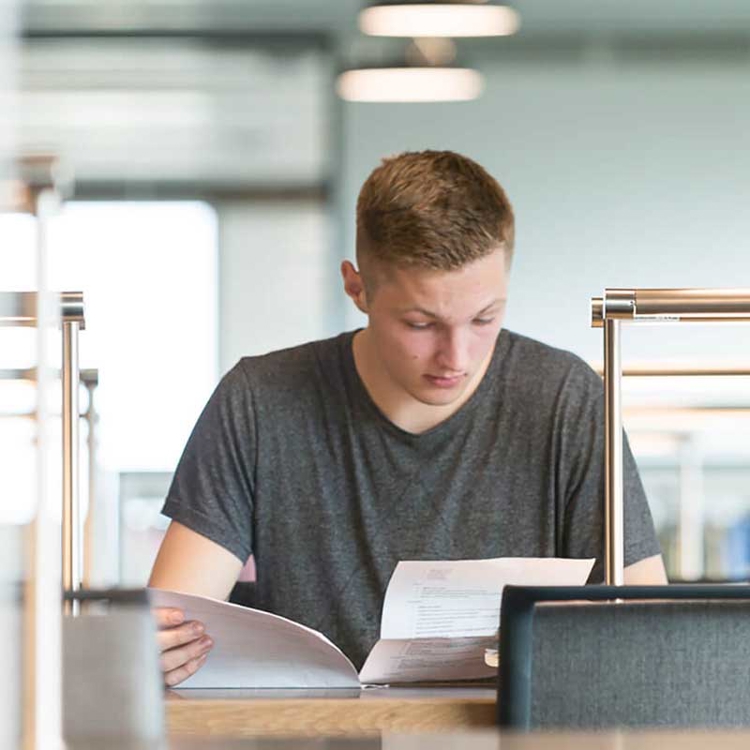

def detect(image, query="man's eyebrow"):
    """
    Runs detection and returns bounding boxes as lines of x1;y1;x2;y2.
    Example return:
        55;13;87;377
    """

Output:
400;298;506;317
476;298;506;315
401;306;439;318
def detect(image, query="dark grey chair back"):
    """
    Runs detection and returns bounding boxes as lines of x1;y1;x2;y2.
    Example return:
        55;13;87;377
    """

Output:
498;585;750;730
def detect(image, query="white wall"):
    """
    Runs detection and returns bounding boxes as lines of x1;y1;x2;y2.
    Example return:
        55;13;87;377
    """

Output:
341;56;750;369
218;200;338;373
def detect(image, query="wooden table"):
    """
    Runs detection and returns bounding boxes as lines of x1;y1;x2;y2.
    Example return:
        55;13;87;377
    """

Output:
91;728;750;750
166;686;497;737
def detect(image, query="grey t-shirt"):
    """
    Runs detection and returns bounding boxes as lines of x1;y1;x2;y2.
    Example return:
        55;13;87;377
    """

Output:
162;329;661;669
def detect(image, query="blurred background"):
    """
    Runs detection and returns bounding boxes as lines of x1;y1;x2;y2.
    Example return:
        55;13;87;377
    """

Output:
2;0;750;590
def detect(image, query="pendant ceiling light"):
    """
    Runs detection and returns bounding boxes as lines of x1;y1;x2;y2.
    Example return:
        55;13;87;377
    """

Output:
337;66;483;102
336;38;484;103
359;1;520;38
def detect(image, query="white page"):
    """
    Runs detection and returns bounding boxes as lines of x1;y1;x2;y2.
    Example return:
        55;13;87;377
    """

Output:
149;589;359;689
359;557;594;684
379;557;595;640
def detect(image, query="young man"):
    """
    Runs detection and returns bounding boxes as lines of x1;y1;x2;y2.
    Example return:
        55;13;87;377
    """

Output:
150;150;666;687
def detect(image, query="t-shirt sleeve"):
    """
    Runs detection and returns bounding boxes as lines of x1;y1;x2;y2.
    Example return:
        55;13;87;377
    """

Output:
161;361;256;564
557;361;662;582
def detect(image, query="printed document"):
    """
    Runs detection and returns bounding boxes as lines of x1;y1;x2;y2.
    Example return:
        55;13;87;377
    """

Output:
150;556;593;688
358;557;593;683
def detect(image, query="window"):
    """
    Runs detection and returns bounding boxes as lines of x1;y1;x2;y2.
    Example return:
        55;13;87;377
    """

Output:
0;201;219;529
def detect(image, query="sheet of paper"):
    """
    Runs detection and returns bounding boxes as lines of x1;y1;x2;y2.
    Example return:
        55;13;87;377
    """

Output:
149;589;359;689
359;557;594;684
379;557;595;640
358;636;497;684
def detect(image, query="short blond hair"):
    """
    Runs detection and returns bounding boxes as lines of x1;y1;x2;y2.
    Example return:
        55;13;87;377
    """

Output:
356;150;514;272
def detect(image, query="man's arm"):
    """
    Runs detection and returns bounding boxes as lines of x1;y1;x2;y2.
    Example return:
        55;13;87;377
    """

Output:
623;553;668;585
149;520;243;598
149;521;243;686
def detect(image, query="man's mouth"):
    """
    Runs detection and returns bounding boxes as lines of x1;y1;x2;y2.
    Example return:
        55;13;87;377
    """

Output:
423;373;465;389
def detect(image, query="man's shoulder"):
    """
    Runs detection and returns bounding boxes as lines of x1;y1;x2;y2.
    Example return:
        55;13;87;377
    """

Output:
231;331;353;394
493;330;603;425
501;329;595;384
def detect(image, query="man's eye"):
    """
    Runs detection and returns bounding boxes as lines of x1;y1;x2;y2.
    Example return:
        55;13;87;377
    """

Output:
405;321;432;330
473;317;495;326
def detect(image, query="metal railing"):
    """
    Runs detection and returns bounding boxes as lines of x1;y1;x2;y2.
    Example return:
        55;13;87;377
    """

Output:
0;291;86;607
0;367;99;586
591;288;750;584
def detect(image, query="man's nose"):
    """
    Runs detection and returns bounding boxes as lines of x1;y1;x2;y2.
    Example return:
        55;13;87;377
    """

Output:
436;329;468;372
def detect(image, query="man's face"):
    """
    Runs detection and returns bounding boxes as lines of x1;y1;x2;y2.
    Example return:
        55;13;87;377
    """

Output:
360;248;509;408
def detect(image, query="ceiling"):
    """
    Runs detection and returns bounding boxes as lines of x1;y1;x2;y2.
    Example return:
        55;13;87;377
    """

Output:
21;0;750;37
15;0;750;193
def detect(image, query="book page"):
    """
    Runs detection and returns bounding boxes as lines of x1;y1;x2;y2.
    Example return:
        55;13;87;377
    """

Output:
149;589;359;689
379;557;595;640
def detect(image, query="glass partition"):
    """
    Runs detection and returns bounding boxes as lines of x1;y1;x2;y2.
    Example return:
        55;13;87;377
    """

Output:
0;2;24;746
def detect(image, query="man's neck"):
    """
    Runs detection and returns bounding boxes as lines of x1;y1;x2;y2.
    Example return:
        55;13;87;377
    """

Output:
352;330;494;435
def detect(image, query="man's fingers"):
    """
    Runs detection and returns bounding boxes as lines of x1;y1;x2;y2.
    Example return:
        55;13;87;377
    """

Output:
160;635;213;675
164;652;210;688
153;607;185;629
157;620;206;652
152;606;212;687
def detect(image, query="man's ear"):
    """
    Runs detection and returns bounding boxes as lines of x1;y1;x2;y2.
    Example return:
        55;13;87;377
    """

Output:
341;260;369;314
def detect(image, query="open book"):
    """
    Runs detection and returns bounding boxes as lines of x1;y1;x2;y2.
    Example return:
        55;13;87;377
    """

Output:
150;556;593;688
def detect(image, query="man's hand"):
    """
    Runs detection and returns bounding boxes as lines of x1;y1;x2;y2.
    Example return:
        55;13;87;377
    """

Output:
149;522;243;686
154;607;213;687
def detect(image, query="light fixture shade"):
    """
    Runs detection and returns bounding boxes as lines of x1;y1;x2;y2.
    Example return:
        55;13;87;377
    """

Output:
336;67;484;102
359;2;520;38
